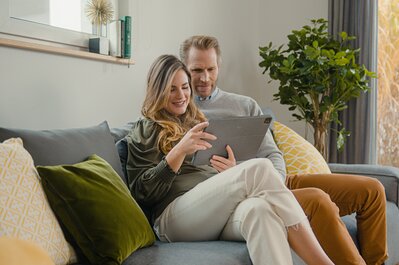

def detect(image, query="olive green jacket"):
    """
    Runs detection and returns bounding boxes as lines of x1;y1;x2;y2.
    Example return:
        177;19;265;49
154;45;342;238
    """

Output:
126;118;217;222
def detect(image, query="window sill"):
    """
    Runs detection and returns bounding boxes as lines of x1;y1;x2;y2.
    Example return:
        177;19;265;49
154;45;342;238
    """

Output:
0;37;134;65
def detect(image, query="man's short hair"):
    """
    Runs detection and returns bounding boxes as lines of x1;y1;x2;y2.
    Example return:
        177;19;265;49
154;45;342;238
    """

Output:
180;35;221;65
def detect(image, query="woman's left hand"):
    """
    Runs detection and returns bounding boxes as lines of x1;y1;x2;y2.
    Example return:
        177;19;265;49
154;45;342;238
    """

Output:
210;145;236;172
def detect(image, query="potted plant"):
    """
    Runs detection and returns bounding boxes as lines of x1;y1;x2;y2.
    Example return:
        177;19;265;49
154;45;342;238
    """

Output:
259;18;376;159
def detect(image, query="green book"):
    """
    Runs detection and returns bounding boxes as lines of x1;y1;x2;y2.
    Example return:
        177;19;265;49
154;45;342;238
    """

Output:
123;16;132;59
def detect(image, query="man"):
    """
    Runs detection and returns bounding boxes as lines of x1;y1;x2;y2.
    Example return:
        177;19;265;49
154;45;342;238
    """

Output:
180;35;387;265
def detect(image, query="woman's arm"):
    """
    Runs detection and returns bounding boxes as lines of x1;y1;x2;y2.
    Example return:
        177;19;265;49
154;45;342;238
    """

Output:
126;120;215;207
125;119;174;207
165;121;214;172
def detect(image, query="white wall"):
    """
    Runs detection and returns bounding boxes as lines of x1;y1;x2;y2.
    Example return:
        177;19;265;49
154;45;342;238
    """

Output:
0;0;327;138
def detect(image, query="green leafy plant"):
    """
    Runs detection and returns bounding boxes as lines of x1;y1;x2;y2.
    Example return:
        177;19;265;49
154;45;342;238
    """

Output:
259;18;376;159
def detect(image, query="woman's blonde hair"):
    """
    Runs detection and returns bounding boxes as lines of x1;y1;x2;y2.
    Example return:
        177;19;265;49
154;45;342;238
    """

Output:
142;54;206;154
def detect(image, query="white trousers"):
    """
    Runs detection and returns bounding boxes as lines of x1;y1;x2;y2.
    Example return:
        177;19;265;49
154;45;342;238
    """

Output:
154;158;307;265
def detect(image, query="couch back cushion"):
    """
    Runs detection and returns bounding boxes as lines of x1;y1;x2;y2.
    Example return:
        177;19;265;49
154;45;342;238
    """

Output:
110;122;135;143
0;121;126;184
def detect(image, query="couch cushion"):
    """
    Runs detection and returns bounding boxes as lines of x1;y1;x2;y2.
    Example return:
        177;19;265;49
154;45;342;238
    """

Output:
123;241;251;265
386;201;399;264
0;138;76;265
272;122;331;176
0;121;126;184
36;154;156;265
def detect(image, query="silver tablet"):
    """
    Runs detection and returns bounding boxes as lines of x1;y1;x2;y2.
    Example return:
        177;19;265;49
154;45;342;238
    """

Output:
192;115;272;165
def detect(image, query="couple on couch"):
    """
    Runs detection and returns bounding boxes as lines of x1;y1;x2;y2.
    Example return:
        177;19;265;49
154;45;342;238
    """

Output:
125;35;387;265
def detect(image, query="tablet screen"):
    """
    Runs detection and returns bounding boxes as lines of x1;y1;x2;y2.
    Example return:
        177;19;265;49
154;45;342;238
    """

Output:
192;115;272;165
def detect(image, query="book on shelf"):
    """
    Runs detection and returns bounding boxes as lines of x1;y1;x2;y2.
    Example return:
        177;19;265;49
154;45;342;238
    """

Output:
123;16;132;59
121;19;125;58
108;16;132;59
108;19;122;57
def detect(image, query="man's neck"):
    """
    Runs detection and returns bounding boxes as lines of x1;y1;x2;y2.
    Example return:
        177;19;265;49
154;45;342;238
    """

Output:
195;87;219;101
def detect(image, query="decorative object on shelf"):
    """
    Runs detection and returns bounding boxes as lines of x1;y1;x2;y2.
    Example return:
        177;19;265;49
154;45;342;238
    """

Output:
89;37;109;55
86;0;113;55
259;18;376;160
85;0;114;37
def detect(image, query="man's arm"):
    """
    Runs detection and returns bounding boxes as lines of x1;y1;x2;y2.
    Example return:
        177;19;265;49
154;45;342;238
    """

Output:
256;129;287;181
197;89;287;179
253;103;287;180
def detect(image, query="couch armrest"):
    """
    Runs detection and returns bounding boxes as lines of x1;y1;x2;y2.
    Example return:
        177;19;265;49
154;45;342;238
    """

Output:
328;163;399;207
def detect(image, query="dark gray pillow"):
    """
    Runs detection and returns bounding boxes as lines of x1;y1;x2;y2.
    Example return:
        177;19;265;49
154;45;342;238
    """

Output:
0;121;126;184
116;137;128;181
112;121;137;182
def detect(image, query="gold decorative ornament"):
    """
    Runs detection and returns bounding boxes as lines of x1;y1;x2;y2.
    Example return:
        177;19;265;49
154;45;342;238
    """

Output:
85;0;114;27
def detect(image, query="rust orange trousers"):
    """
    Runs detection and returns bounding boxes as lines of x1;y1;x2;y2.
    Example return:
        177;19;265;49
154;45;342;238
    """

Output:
287;173;387;265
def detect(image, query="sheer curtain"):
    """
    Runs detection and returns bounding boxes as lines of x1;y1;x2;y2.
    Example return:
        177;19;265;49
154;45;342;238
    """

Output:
328;0;378;164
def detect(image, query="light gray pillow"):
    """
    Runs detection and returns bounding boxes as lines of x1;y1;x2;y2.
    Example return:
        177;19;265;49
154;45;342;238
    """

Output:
110;122;135;143
0;121;126;184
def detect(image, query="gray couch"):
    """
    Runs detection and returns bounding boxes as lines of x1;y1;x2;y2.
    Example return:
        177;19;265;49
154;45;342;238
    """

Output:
111;123;399;265
117;165;399;265
1;122;398;265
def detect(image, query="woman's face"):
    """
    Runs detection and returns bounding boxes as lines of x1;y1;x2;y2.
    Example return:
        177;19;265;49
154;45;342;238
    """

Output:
164;69;191;116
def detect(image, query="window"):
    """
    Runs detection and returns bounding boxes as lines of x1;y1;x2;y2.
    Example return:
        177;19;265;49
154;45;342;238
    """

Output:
377;0;399;167
1;0;118;48
0;0;132;64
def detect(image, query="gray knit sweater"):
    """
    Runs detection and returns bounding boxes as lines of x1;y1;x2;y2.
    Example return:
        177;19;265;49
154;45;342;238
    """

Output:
195;87;287;180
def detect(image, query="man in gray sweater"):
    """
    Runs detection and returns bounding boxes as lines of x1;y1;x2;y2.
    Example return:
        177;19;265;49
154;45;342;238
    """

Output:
179;35;387;265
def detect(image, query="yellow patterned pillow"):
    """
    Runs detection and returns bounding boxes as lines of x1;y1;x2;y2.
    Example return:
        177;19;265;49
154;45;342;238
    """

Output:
273;122;331;176
0;138;76;265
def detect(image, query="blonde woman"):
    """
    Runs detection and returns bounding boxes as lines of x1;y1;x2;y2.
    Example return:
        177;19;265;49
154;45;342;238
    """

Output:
126;54;334;265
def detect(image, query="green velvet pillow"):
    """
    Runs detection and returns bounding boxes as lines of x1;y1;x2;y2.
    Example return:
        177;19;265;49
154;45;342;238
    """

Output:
36;154;155;265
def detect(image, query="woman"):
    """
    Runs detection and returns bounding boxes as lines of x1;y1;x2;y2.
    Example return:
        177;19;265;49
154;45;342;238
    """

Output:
126;54;334;265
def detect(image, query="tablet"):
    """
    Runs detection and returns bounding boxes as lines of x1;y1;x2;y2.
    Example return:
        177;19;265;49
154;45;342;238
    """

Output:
191;115;272;165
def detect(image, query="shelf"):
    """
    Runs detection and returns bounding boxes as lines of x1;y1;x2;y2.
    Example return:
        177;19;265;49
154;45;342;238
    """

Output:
0;37;134;65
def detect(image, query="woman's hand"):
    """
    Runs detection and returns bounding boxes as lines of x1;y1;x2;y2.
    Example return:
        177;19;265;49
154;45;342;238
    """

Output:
165;121;216;173
174;121;217;156
210;145;236;172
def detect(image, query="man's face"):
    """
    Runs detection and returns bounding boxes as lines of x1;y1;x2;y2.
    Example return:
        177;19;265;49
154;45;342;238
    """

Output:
185;47;219;98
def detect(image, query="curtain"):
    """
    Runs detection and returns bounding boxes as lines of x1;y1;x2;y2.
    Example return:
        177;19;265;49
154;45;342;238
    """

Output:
328;0;378;164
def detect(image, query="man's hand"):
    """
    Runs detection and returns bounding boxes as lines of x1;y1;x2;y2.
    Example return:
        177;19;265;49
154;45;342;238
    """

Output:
210;145;236;172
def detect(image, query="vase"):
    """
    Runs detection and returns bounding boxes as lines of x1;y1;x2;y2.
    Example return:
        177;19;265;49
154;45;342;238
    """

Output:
92;23;106;37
